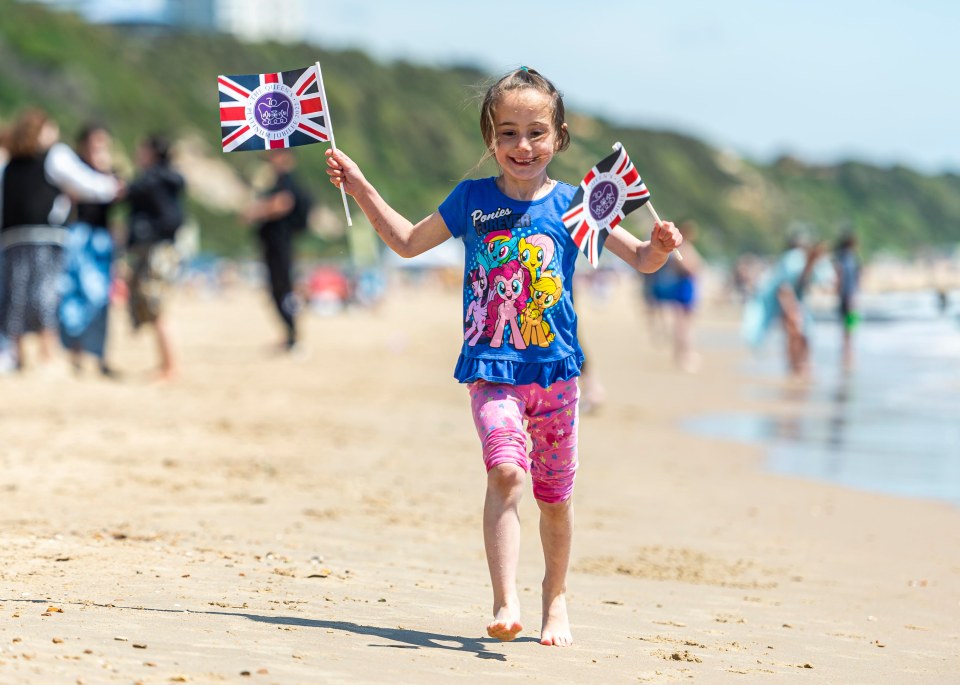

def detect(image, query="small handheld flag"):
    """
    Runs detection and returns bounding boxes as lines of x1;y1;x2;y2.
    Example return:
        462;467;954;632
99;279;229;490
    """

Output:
218;65;329;153
562;142;675;268
218;62;352;225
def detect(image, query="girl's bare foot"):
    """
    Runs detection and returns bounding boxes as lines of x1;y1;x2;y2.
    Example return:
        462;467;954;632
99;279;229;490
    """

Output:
487;602;523;641
540;592;573;646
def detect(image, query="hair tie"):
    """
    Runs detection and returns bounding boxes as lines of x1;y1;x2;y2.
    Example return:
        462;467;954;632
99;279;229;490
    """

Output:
519;65;530;72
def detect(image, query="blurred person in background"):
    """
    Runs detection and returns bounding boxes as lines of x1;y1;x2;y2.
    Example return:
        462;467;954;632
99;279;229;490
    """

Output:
243;149;312;353
0;108;120;373
731;252;761;305
0;121;10;373
936;287;949;315
59;123;123;377
649;219;703;372
0;123;8;167
639;264;668;343
834;231;861;370
774;236;829;379
126;133;185;381
742;232;829;380
576;353;605;414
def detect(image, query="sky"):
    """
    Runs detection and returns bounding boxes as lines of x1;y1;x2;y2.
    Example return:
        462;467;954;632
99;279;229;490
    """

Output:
34;0;958;173
302;0;959;174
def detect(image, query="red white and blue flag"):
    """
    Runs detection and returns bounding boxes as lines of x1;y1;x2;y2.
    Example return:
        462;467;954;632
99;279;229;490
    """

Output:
218;65;330;153
562;142;651;267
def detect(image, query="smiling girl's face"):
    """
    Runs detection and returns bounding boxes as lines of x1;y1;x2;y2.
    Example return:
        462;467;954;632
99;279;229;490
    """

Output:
491;89;559;186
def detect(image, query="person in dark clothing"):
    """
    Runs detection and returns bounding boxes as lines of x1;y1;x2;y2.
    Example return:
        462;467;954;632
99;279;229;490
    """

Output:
0;108;120;372
126;134;185;381
244;150;311;351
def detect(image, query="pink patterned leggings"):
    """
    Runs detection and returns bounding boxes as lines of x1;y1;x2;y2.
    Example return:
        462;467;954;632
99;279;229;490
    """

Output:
468;378;580;503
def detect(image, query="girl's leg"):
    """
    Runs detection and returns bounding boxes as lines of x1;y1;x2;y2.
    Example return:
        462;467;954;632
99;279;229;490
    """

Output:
483;463;526;641
527;378;580;646
538;497;574;646
468;382;530;641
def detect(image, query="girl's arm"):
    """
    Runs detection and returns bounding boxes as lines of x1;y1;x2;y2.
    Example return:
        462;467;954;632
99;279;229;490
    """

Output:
326;148;449;258
604;221;683;273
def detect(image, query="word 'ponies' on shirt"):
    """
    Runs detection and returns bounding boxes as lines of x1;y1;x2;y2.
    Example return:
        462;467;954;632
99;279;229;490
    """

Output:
471;207;531;237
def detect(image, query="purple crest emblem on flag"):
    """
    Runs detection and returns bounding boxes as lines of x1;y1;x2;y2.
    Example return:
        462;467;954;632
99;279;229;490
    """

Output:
255;94;292;131
562;142;652;268
588;181;618;222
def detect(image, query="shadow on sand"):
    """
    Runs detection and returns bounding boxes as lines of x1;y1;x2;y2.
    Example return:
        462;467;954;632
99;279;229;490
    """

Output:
4;598;535;661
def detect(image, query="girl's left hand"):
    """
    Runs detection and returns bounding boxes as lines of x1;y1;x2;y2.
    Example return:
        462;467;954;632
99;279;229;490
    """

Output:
651;221;684;253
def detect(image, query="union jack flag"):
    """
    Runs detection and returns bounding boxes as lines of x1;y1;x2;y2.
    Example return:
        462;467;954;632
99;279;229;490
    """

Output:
218;65;330;153
562;142;651;267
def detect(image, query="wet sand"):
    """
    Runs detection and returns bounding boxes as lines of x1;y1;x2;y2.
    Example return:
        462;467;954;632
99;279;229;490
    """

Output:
1;279;958;684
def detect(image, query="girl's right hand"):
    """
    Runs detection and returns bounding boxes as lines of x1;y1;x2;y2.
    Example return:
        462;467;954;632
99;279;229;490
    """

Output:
325;148;366;198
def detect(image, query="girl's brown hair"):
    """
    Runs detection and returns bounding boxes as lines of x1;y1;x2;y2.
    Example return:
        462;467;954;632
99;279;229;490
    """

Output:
478;67;570;163
6;107;52;159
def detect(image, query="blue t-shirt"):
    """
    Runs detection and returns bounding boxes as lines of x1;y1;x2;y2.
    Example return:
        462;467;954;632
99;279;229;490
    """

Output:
439;177;584;387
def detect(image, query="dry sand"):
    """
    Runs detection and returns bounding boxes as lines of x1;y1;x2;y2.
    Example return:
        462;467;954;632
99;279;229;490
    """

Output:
1;278;958;684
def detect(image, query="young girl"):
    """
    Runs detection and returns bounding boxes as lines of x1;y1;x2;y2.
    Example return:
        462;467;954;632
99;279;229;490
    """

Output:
325;67;682;647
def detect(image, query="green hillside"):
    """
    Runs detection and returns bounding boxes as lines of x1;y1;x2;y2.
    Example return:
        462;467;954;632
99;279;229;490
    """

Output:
2;0;958;259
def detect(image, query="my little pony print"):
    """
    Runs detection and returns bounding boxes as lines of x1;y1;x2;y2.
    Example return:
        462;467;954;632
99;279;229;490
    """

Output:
478;229;519;273
518;234;555;283
464;264;490;346
521;271;563;347
484;260;529;350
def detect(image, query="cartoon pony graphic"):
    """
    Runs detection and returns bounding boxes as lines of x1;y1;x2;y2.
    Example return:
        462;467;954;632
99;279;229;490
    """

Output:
464;264;490;346
521;271;563;347
478;229;519;273
484;260;529;350
518;234;555;283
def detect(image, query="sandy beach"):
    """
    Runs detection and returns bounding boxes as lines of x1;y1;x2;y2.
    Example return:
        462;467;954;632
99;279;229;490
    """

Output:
1;277;958;684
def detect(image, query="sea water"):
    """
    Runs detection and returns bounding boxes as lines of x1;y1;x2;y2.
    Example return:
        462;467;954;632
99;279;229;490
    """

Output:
685;290;960;506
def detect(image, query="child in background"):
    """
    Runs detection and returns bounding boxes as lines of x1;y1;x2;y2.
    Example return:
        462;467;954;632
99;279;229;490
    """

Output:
834;232;860;370
325;67;682;647
651;219;703;372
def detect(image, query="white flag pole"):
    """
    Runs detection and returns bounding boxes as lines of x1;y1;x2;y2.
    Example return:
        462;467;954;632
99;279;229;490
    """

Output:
315;61;352;226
